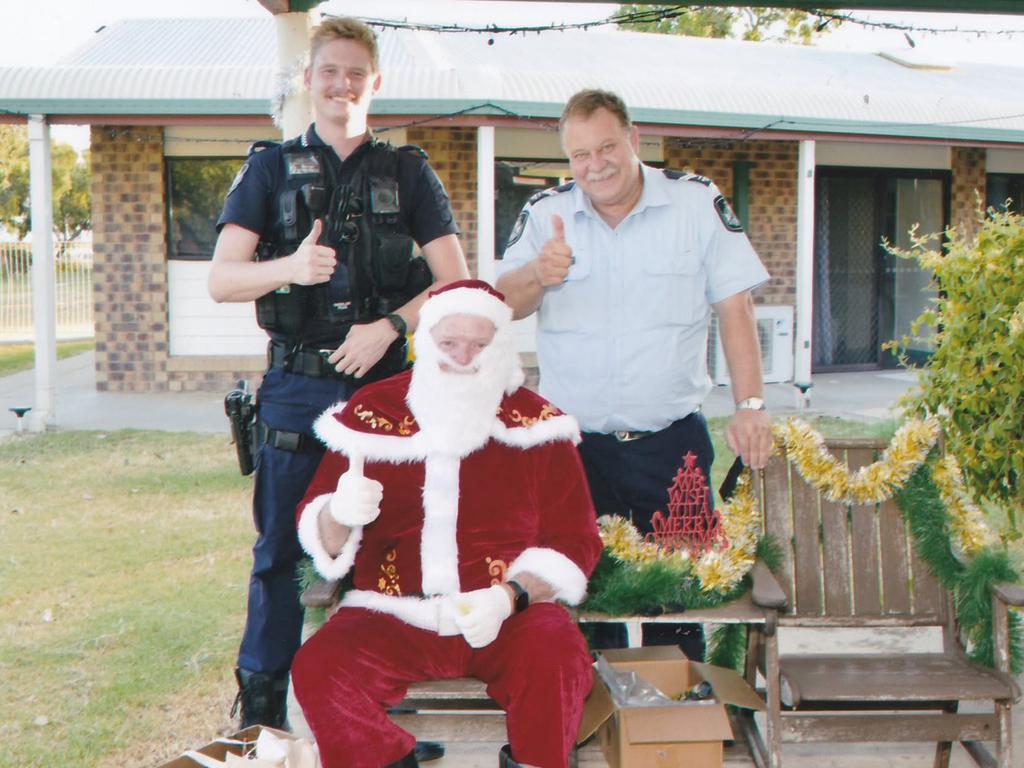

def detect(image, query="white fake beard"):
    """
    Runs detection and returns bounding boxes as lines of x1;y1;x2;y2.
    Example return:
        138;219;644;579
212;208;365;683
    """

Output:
407;329;523;457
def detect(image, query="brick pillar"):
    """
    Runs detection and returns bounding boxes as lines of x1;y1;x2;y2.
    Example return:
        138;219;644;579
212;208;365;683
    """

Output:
406;127;478;275
663;139;798;306
90;126;169;392
951;147;986;244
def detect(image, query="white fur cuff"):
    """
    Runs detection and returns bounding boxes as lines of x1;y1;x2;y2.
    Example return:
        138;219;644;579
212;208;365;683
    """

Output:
508;547;589;606
296;493;363;581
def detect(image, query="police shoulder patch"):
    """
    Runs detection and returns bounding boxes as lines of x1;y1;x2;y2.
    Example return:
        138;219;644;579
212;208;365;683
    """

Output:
227;162;249;197
526;181;575;208
713;194;744;233
506;209;529;249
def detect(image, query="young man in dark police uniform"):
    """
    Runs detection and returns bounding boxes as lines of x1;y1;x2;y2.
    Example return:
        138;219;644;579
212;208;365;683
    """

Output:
209;16;469;741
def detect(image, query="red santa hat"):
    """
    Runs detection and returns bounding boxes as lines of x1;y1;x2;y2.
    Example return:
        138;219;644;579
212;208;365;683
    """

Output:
417;279;513;333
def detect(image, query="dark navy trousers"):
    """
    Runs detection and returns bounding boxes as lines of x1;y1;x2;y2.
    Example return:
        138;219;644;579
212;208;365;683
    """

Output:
577;410;714;659
238;367;357;675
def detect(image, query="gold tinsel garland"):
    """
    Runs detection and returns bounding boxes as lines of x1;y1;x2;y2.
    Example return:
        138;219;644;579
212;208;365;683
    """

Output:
597;416;994;597
598;470;759;594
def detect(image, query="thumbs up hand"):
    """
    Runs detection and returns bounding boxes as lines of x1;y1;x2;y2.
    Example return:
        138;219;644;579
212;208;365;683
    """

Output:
289;219;336;285
533;214;574;287
328;454;383;527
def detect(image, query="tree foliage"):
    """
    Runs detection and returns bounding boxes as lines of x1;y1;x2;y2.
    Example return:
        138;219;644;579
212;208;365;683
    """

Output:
615;4;828;44
0;125;92;244
888;210;1024;534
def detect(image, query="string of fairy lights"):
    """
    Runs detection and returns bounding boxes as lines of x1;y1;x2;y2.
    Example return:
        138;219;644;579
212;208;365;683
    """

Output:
0;5;1020;142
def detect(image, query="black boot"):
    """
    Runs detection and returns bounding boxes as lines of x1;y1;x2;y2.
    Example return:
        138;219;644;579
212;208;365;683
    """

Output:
385;749;420;768
231;667;289;729
413;741;445;762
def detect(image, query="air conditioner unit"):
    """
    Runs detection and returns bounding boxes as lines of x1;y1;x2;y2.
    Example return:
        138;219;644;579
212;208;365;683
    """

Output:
708;304;794;386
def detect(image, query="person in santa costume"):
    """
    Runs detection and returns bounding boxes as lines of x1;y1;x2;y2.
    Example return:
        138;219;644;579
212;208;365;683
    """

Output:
291;279;603;768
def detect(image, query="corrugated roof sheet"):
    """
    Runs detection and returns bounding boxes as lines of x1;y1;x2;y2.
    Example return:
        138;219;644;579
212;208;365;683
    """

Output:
1;16;1022;144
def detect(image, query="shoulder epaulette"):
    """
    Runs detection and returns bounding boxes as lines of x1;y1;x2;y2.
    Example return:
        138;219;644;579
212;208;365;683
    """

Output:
527;181;575;207
247;139;280;157
397;143;429;160
662;169;713;187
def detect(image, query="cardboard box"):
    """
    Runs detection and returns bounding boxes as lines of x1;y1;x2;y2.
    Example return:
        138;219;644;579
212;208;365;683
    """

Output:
156;726;261;768
577;646;764;768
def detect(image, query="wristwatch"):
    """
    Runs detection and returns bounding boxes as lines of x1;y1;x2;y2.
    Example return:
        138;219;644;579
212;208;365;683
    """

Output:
736;397;766;412
384;313;407;337
506;580;529;613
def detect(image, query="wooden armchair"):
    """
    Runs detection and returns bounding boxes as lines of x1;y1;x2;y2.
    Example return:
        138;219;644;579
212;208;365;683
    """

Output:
747;437;1023;768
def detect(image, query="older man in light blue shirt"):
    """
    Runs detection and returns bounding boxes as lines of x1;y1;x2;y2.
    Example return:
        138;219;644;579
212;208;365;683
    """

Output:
497;89;772;659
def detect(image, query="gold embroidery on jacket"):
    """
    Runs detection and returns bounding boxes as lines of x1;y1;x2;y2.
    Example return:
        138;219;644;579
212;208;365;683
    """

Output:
500;404;559;428
354;404;394;432
486;557;508;586
398;415;416;436
378;548;401;596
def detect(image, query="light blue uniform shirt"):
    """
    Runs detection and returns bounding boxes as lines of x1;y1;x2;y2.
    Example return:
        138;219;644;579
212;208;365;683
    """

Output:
498;164;770;434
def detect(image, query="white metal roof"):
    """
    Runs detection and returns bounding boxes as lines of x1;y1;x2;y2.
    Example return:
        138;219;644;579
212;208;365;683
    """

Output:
0;16;1022;144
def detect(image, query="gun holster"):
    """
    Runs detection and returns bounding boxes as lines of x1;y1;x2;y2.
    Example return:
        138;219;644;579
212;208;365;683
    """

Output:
224;380;257;476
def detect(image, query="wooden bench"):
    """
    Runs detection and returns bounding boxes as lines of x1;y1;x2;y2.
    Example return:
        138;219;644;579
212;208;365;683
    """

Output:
747;437;1023;768
300;563;784;764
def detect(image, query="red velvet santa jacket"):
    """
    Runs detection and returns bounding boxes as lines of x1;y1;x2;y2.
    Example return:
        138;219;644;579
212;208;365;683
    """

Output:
295;369;603;634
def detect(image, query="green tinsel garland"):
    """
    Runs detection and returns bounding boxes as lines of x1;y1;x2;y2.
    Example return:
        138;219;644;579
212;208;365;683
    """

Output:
896;461;1024;672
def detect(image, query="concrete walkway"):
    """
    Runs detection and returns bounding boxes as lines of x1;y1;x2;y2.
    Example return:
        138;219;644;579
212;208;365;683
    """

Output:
0;351;917;438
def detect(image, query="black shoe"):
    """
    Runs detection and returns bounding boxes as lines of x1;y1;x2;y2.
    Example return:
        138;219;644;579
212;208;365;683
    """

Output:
414;741;445;762
499;744;522;768
231;667;289;729
385;749;420;768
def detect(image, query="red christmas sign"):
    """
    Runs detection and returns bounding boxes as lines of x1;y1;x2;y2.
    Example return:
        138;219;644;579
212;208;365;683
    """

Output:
645;452;727;556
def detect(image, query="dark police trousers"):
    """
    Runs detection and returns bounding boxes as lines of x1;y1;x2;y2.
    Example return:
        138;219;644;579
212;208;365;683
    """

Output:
238;367;357;676
578;410;714;660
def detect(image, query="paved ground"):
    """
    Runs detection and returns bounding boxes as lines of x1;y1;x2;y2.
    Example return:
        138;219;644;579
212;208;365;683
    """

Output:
0;351;917;438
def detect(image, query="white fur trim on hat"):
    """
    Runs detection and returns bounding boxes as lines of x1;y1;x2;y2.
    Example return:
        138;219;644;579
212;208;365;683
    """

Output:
418;285;512;333
508;547;589;606
297;493;363;581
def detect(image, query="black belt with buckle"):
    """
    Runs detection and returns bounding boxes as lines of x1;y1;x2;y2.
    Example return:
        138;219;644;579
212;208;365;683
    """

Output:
267;340;340;379
612;430;652;442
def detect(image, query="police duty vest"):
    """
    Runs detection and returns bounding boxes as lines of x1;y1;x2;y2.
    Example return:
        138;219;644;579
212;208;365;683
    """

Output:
253;135;433;343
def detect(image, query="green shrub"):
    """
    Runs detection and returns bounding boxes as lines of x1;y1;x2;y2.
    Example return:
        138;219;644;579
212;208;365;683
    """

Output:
887;208;1024;537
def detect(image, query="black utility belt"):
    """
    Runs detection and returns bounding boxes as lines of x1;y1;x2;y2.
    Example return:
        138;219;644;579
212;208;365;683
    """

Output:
267;340;344;379
257;422;323;454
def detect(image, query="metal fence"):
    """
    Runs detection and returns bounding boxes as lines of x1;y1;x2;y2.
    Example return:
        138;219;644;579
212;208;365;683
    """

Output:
0;240;94;343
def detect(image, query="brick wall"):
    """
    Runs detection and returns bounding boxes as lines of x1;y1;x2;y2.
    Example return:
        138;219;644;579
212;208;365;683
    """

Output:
90;126;170;392
663;139;798;307
951;147;986;244
406;127;479;275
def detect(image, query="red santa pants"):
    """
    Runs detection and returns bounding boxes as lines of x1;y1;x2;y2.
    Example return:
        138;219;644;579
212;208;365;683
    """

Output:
291;603;593;768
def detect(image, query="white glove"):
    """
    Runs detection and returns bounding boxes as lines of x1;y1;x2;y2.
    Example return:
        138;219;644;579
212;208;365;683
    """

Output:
452;585;514;648
328;454;383;527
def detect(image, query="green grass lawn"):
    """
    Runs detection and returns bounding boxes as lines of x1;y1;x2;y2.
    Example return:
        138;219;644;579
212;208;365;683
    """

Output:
0;430;252;768
0;417;1017;767
0;340;96;378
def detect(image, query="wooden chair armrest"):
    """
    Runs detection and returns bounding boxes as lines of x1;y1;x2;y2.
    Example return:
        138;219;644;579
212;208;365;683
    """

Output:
300;577;343;609
992;581;1024;607
750;559;787;610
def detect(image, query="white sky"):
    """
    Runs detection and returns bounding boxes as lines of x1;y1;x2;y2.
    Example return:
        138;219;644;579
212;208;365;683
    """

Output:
1;0;1021;148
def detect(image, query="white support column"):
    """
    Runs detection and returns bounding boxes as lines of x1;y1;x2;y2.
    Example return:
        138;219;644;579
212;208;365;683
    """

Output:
794;139;816;409
28;115;56;432
274;11;313;138
475;126;496;283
